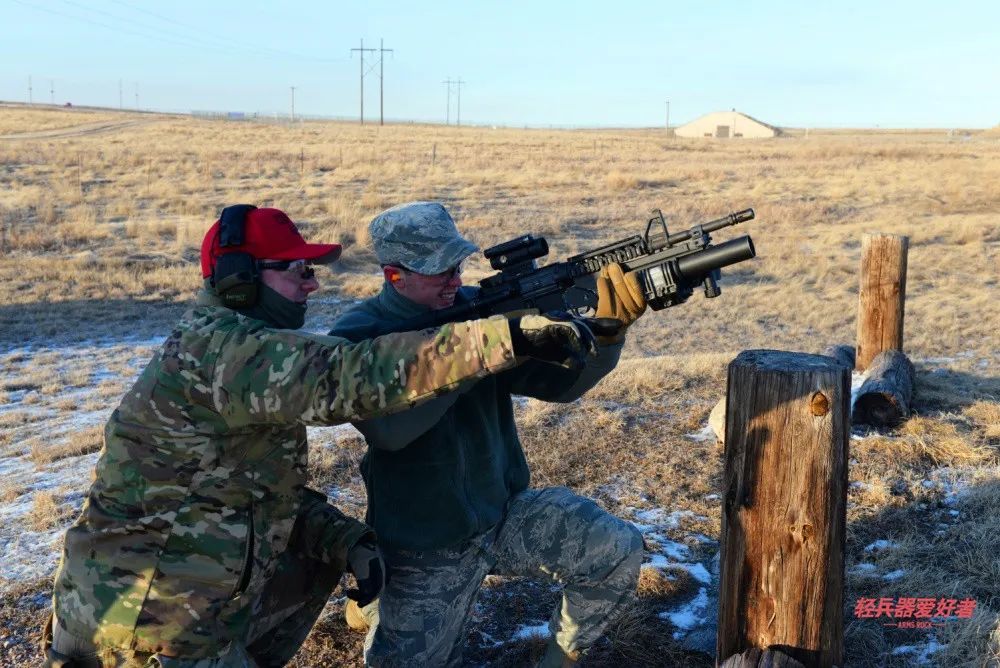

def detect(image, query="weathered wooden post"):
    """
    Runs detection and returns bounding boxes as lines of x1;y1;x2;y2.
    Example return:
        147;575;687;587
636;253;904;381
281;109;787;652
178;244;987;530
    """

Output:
717;351;849;668
855;233;908;371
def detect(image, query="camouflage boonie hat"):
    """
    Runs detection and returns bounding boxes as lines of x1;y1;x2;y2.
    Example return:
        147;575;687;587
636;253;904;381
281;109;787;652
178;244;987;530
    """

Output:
369;202;479;275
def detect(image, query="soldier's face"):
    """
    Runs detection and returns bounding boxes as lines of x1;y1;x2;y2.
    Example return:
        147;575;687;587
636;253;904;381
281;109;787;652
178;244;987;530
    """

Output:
390;265;463;310
260;259;321;303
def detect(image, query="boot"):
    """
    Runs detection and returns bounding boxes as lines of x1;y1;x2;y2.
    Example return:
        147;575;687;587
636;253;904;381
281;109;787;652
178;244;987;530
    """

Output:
344;599;369;632
536;637;583;668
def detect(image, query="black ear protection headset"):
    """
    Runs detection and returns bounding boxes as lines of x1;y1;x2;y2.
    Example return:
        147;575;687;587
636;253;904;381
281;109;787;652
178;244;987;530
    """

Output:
211;204;260;308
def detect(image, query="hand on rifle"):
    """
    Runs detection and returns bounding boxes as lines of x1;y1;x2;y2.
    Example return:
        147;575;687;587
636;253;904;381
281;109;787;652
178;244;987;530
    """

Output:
345;536;387;607
509;312;598;368
594;263;647;342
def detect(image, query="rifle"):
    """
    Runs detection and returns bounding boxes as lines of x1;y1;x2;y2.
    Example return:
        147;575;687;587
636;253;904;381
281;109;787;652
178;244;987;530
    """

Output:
359;208;756;336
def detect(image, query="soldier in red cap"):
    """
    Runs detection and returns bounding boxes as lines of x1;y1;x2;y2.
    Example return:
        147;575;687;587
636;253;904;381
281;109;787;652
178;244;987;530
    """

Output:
44;205;599;667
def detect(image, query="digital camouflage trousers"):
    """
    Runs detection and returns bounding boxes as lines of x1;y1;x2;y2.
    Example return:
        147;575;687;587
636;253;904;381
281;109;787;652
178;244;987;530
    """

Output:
361;486;644;667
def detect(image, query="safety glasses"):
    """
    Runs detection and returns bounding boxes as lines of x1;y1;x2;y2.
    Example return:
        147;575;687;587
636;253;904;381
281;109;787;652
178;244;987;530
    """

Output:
394;259;466;285
257;259;315;280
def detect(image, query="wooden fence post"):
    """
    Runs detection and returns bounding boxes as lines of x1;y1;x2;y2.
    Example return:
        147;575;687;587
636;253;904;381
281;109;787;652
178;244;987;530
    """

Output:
856;233;908;371
717;350;849;668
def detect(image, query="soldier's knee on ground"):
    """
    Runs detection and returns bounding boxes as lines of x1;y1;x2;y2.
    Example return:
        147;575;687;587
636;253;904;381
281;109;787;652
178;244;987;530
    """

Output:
580;513;644;589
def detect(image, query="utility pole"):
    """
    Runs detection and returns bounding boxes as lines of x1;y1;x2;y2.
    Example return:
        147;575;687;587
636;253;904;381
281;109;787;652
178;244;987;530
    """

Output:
28;76;33;104
119;79;123;110
666;100;670;130
442;78;465;126
290;86;296;122
50;79;54;105
378;39;394;126
351;39;376;125
134;81;139;110
442;79;452;124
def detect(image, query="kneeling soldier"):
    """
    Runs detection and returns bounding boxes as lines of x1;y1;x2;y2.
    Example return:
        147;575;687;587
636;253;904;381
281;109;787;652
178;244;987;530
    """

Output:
45;205;596;667
331;202;648;667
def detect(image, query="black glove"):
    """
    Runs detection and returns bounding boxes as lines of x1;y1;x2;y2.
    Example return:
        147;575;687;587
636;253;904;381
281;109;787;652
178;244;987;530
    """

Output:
345;536;386;607
508;312;599;368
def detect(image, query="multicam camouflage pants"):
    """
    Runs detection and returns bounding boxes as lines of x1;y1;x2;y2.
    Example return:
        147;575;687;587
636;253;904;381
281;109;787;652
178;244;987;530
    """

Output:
43;498;346;668
361;486;644;667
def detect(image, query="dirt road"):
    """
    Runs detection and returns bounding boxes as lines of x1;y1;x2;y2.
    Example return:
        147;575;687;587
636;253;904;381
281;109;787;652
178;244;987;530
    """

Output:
0;119;149;140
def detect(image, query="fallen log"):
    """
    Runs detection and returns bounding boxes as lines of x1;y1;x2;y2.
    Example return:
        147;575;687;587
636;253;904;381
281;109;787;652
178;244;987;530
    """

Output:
709;397;726;442
852;349;914;428
822;344;855;370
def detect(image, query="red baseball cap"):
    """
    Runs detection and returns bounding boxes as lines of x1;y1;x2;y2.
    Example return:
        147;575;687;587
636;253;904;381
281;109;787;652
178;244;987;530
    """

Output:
200;207;342;278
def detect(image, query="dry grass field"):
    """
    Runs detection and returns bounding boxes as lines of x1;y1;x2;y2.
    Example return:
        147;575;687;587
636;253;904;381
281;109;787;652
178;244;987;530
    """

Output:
0;104;998;666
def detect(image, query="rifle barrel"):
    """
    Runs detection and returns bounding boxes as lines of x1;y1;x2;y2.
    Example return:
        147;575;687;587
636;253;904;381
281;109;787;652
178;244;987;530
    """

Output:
666;208;755;245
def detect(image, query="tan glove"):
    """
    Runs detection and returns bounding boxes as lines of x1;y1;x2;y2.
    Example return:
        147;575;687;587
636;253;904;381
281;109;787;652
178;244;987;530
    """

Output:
595;263;647;337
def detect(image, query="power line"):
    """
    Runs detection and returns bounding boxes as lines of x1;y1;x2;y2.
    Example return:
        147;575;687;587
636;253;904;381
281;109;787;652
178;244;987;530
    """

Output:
14;0;345;63
106;0;348;63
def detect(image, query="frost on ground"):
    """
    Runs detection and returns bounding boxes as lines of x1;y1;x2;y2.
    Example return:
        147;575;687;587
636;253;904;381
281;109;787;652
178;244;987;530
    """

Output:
661;587;710;638
891;636;946;665
627;503;719;652
0;338;161;594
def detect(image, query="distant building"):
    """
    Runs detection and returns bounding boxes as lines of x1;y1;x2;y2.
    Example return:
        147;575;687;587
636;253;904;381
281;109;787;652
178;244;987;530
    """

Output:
675;110;779;138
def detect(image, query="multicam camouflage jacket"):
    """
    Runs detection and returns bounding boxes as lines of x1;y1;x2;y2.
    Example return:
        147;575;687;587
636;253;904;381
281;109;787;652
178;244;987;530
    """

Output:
51;293;516;658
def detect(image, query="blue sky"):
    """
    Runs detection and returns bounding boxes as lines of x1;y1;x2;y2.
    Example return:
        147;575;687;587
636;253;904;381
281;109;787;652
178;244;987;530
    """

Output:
2;0;998;128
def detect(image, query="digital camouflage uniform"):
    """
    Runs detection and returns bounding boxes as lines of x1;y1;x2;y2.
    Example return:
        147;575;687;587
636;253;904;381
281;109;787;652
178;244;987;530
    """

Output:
332;279;643;667
47;288;518;667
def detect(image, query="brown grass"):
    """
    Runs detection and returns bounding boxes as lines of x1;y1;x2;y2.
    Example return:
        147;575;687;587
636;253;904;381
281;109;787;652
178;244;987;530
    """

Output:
27;491;70;531
1;106;998;666
29;425;104;466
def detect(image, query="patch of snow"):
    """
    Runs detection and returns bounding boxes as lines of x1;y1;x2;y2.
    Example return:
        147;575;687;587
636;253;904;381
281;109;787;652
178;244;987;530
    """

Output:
4;336;166;355
684;424;716;442
306;423;363;442
511;622;550;640
891;636;945;665
643;534;690;560
661;587;710;636
849;563;877;575
849;371;867;411
0;527;67;587
882;569;907;581
632;508;704;530
864;539;898;552
646;556;712;584
703;494;719;501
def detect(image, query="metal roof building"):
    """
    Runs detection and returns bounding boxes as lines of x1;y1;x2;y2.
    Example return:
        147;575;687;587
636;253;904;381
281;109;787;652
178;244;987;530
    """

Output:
675;110;779;138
